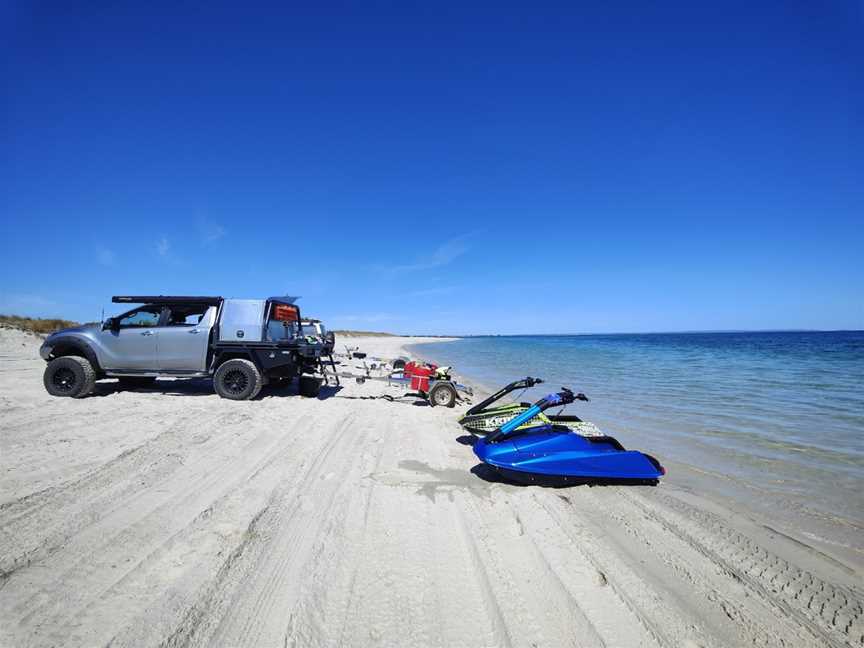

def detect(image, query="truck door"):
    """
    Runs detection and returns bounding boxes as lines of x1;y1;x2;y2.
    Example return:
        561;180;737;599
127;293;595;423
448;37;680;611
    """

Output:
98;306;161;370
156;305;215;371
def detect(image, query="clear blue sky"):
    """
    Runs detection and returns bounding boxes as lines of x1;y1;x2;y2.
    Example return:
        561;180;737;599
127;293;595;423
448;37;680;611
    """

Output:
2;1;862;334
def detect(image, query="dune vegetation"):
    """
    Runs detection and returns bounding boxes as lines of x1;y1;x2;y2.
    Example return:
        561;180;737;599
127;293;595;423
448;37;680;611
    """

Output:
0;314;81;335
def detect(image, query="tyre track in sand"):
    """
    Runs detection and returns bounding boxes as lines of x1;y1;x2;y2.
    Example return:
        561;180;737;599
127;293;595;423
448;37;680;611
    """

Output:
532;483;862;647
276;417;388;648
456;492;603;648
0;404;324;647
328;464;483;644
107;409;362;648
278;407;509;648
506;490;668;648
288;420;429;648
185;410;368;648
0;406;170;507
0;408;272;581
624;488;864;647
563;486;817;646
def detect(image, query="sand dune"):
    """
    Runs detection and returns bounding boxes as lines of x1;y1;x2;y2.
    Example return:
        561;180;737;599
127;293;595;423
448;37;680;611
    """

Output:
1;328;861;647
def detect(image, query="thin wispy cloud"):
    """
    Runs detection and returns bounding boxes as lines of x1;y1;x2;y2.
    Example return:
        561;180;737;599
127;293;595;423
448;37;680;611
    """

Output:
156;237;170;257
199;218;226;245
96;246;116;266
387;234;471;273
403;286;459;298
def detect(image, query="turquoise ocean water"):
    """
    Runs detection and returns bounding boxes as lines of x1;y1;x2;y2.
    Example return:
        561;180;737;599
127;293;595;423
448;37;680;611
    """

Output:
413;331;864;551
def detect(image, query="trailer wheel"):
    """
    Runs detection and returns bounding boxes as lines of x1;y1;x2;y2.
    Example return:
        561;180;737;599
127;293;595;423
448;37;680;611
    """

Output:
43;356;96;398
299;375;321;398
429;382;457;408
214;359;262;400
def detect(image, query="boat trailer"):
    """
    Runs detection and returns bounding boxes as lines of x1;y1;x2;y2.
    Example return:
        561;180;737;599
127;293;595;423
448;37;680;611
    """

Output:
326;359;472;408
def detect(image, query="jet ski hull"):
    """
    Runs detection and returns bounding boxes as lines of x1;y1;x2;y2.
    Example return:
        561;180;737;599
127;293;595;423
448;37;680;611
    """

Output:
473;427;665;485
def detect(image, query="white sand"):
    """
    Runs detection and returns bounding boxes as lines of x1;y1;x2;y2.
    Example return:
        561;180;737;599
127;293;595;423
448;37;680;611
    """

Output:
1;327;861;647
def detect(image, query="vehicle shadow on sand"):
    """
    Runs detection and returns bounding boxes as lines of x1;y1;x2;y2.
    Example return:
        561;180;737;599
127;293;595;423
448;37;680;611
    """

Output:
93;379;214;398
93;379;344;400
333;393;431;406
262;381;343;401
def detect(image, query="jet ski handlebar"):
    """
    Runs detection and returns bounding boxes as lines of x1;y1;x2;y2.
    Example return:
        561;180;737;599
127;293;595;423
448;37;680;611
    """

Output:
487;388;590;443
512;376;543;389
464;376;545;416
538;388;589;409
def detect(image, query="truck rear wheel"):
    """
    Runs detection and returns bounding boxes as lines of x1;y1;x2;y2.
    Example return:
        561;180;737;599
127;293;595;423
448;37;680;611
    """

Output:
298;375;321;398
214;359;262;400
43;356;96;398
429;382;457;408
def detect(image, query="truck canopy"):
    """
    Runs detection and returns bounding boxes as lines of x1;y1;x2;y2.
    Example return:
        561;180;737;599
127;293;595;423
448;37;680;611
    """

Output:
219;299;267;342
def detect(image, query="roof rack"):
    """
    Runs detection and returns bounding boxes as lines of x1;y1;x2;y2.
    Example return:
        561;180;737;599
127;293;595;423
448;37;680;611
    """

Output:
112;296;223;305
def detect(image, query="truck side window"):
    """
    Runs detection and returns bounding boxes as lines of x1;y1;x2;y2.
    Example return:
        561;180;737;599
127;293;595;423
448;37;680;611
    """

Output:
119;308;161;328
166;305;210;326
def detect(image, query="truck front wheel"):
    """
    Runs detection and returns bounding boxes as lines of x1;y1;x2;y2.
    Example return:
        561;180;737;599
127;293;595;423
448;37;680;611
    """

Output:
214;359;263;400
43;356;96;398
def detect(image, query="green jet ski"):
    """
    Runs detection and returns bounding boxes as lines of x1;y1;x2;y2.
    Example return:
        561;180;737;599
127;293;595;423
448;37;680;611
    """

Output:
459;377;604;437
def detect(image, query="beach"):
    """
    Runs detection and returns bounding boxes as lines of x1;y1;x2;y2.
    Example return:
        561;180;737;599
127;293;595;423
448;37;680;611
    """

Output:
1;327;861;648
412;332;864;575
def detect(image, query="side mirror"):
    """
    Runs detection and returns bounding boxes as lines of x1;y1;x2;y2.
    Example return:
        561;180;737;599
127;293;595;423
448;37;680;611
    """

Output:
103;317;118;331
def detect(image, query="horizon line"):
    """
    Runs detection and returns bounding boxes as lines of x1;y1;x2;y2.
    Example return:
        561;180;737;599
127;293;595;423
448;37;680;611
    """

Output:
400;328;864;338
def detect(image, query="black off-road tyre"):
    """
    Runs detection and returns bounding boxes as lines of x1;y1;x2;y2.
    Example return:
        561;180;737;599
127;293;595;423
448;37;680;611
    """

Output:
214;359;263;400
429;382;457;408
43;356;96;398
298;375;321;398
117;376;157;390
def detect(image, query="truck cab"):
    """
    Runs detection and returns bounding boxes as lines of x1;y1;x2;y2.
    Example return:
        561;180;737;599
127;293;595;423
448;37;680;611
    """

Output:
96;300;217;372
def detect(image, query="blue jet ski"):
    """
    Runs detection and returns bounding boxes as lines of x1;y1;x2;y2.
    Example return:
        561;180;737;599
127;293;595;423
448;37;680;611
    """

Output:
472;388;665;486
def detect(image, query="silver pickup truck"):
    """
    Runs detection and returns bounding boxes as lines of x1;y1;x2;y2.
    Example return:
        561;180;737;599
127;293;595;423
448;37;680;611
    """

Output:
39;295;326;400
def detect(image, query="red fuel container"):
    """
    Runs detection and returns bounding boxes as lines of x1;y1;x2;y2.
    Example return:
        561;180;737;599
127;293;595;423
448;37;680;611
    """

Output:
404;361;437;392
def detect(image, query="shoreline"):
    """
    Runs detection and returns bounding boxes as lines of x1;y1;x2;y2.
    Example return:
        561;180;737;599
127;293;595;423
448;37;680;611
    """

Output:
1;329;861;647
404;336;864;585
